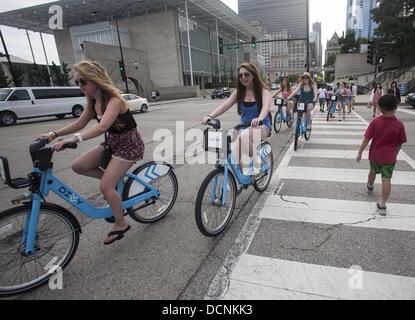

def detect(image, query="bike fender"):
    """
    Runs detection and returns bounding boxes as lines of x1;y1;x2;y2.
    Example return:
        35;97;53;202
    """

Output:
129;162;172;194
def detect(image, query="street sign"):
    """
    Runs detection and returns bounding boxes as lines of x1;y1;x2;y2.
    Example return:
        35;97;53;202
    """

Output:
227;44;240;50
399;83;407;96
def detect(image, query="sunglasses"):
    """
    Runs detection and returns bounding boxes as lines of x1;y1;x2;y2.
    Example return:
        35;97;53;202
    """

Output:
239;72;251;78
75;79;88;87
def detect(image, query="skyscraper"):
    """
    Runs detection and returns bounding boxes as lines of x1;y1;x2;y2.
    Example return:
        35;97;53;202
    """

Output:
238;0;308;38
312;22;323;68
346;0;379;39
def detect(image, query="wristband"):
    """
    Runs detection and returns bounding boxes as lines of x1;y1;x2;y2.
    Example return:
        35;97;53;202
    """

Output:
49;131;58;139
74;133;83;143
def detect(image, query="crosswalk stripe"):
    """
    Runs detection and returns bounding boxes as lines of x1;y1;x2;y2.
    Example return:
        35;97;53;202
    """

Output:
222;254;415;300
313;121;364;125
397;108;415;116
306;138;363;145
260;196;415;232
311;125;367;130
290;149;408;162
280;166;415;186
312;131;364;136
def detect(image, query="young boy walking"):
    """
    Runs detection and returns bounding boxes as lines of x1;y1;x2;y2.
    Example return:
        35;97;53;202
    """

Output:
356;95;407;214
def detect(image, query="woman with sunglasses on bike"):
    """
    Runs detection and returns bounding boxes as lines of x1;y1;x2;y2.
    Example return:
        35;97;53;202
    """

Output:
39;60;144;245
202;62;272;175
287;72;318;131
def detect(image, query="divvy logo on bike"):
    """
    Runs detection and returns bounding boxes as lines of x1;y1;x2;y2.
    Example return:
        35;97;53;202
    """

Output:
46;257;63;290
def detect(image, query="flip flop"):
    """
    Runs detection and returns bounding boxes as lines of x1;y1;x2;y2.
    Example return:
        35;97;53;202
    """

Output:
104;225;131;245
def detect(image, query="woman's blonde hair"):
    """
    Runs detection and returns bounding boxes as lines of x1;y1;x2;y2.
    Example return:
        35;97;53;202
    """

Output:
73;60;127;114
300;72;314;87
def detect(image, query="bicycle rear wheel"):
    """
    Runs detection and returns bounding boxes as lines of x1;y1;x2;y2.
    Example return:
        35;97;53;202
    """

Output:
124;162;178;224
0;204;80;297
253;142;274;192
195;168;236;237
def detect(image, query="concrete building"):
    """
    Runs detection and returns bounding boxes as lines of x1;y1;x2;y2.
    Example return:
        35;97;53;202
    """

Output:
238;0;308;38
312;22;323;68
361;0;379;39
0;0;260;98
346;0;379;39
325;32;341;65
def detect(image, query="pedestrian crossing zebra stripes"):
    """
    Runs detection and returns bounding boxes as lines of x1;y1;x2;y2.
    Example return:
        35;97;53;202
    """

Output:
206;110;415;300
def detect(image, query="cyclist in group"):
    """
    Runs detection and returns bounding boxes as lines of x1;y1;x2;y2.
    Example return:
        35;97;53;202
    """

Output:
272;77;293;120
202;62;272;175
39;60;145;245
287;72;318;131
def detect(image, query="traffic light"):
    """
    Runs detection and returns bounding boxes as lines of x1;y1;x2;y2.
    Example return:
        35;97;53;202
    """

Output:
251;36;256;49
367;41;374;65
118;60;126;82
218;36;224;55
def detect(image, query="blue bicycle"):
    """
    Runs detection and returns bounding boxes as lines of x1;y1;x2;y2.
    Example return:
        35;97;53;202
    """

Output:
326;94;338;122
273;98;293;133
293;100;313;151
0;139;178;296
195;119;273;237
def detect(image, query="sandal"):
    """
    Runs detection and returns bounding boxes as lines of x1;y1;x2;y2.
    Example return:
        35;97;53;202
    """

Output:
104;225;131;245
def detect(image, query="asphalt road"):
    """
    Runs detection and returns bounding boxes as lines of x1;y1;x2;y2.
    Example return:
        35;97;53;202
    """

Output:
1;97;414;300
0;97;293;299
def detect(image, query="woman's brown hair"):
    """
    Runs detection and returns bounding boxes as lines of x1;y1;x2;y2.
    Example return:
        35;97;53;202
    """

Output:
281;77;291;93
236;62;268;115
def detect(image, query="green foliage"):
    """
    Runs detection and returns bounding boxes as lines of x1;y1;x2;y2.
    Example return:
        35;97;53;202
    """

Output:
324;54;337;67
28;63;49;86
372;0;415;57
338;30;369;54
13;67;25;87
0;65;9;87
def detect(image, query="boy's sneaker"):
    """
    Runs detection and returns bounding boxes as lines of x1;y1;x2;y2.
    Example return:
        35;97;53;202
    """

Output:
367;183;374;193
376;202;387;215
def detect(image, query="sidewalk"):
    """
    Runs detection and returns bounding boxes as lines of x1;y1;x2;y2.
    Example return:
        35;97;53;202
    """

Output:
354;94;407;106
148;96;205;107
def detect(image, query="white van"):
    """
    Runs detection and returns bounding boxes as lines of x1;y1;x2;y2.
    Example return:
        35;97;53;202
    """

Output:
0;87;86;126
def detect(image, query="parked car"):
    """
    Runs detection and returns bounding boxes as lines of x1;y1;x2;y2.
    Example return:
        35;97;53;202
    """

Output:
211;87;231;99
122;94;149;113
0;87;85;126
271;83;278;90
405;92;415;108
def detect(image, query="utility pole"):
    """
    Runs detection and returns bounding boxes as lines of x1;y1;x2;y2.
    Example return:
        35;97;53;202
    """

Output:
115;17;129;93
0;29;17;85
306;0;310;72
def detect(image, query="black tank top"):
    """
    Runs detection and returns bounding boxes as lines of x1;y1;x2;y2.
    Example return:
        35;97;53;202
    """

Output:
93;104;137;134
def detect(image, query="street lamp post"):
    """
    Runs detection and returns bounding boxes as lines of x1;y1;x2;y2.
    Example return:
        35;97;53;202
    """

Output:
115;17;129;93
134;61;142;96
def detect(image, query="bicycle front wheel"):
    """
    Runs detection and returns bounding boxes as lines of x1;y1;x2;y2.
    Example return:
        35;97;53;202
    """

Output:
273;111;282;133
294;116;301;151
195;168;237;237
253;142;274;192
0;204;80;297
305;119;312;141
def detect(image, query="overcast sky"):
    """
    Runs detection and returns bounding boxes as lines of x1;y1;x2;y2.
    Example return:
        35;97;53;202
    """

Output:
0;0;346;65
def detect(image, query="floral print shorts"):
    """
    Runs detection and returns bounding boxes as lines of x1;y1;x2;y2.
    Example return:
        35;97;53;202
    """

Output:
101;129;144;162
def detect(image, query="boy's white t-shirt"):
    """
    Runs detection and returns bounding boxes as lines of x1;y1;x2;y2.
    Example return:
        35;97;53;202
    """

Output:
318;88;326;98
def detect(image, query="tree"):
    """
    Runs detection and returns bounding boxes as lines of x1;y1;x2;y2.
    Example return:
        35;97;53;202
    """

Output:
371;0;415;60
61;62;72;86
324;54;337;67
13;67;25;87
51;61;64;86
28;63;49;86
0;65;9;87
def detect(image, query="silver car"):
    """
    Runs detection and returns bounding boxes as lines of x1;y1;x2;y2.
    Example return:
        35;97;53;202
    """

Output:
122;94;149;113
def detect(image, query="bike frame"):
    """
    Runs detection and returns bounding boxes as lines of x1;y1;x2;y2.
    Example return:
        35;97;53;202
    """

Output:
295;110;308;137
276;104;289;123
210;136;270;207
23;167;159;254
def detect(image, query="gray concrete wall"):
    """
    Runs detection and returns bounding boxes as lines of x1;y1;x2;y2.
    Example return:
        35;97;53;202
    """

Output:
82;42;152;97
54;29;76;67
119;10;183;88
335;53;401;80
